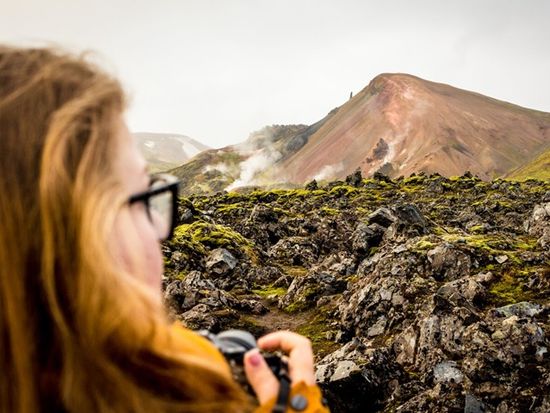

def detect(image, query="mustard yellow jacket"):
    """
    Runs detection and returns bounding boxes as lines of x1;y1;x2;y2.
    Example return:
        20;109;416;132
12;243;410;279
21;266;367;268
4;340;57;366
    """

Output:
173;323;330;412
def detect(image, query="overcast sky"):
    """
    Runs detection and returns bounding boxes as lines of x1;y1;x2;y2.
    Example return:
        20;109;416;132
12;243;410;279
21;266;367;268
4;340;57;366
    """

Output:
1;0;549;148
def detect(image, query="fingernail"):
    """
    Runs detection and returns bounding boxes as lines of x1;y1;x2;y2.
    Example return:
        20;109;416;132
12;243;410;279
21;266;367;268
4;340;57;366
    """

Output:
248;350;262;367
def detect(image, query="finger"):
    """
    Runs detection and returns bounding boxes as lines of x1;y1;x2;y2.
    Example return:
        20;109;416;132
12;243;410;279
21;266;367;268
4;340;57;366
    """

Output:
243;349;280;405
258;331;312;354
258;331;315;385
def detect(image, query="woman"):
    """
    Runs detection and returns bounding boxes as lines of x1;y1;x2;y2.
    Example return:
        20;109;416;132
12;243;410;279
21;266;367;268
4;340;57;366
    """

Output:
0;46;328;412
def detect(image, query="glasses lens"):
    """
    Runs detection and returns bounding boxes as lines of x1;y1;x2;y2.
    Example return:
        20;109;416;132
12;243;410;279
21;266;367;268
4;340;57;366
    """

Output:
149;181;173;240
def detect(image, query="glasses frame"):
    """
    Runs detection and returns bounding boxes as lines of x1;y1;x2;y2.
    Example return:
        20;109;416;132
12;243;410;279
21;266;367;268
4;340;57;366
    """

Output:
128;173;180;241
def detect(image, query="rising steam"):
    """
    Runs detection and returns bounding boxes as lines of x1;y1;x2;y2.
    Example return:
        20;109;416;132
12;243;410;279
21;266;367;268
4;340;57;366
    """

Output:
225;149;282;191
311;162;344;181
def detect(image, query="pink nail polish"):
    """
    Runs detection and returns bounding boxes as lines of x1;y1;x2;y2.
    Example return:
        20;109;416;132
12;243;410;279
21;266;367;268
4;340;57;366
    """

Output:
249;352;262;367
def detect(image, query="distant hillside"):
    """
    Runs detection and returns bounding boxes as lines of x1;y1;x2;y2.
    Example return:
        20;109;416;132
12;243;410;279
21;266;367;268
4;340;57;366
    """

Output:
170;124;317;195
280;73;550;182
134;132;209;173
169;147;246;195
172;73;550;194
507;147;550;181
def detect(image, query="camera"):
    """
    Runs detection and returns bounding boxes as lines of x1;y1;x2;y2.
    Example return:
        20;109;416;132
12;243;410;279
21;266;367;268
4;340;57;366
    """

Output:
198;329;288;386
200;330;303;412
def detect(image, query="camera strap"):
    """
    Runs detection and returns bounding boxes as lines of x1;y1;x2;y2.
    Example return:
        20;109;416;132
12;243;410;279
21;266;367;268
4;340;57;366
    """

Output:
271;373;291;413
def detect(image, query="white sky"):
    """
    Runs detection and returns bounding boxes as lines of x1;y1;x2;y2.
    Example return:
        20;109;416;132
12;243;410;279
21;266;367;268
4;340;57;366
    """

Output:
1;0;549;148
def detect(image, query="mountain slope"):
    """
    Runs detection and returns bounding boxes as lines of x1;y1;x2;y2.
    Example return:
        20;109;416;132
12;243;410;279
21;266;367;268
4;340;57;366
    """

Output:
135;132;210;173
507;147;550;181
279;73;550;182
170;124;321;194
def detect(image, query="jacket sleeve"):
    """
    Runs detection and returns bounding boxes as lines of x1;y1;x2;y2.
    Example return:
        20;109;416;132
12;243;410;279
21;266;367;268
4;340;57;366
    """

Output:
254;380;330;413
171;323;330;412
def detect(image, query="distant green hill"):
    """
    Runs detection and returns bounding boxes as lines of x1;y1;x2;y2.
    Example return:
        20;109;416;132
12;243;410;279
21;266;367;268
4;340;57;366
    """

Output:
507;148;550;181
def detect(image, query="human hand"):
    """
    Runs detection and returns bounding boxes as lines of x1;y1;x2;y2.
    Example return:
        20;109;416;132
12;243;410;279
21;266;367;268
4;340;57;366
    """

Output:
243;331;315;405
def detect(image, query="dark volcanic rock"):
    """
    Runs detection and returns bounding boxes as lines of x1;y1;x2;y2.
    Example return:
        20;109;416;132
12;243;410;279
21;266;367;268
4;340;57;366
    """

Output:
351;222;386;254
164;271;239;314
206;248;238;276
345;169;363;188
427;244;472;281
525;202;550;247
279;271;347;311
316;342;404;413
368;207;397;228
162;174;550;412
269;236;319;267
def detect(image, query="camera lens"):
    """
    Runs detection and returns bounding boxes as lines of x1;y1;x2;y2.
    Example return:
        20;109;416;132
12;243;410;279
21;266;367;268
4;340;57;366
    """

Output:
199;329;257;364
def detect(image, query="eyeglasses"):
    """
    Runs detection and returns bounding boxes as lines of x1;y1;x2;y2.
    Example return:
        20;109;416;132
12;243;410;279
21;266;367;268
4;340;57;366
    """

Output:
128;173;180;241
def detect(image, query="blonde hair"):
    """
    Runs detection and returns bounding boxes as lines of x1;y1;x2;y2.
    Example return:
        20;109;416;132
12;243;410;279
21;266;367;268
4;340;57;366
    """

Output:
0;46;248;412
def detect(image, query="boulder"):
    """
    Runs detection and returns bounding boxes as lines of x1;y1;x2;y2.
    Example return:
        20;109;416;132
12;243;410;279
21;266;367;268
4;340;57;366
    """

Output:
427;244;472;281
351;222;386;254
316;342;403;413
205;248;238;276
269;236;319;267
368;207;397;228
524;202;550;247
164;271;239;314
279;271;347;310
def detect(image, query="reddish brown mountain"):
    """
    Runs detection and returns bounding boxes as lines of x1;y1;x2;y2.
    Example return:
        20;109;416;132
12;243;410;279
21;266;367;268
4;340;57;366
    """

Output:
279;73;550;182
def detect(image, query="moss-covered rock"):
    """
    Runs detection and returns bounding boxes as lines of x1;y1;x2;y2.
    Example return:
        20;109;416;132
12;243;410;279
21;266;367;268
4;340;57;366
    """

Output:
161;173;550;413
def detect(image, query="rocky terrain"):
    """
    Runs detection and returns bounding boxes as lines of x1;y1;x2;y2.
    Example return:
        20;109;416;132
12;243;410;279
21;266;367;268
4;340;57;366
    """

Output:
162;172;550;412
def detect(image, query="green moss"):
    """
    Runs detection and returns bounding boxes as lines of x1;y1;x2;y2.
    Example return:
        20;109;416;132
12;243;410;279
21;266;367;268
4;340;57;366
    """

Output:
329;185;360;197
283;286;320;313
233;315;267;337
355;206;372;216
295;311;340;358
217;203;247;213
272;207;292;216
469;225;485;234
170;225;207;256
495;200;513;209
400;185;423;194
320;206;339;216
252;286;287;298
507;148;550;181
172;272;187;281
402;175;426;185
488;270;533;305
513;238;538;251
346;274;359;284
283;301;310;314
280;265;308;277
172;221;253;256
442;233;535;254
414;239;436;251
433;226;452;236
368;246;380;256
351;192;386;207
247;188;328;205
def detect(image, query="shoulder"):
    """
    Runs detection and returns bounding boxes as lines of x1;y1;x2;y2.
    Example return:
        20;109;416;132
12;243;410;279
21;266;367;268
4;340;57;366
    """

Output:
170;322;231;376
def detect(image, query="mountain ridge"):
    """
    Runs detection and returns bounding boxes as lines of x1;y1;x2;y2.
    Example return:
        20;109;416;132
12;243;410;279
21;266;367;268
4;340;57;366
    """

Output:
280;73;550;182
135;132;210;173
169;73;550;194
